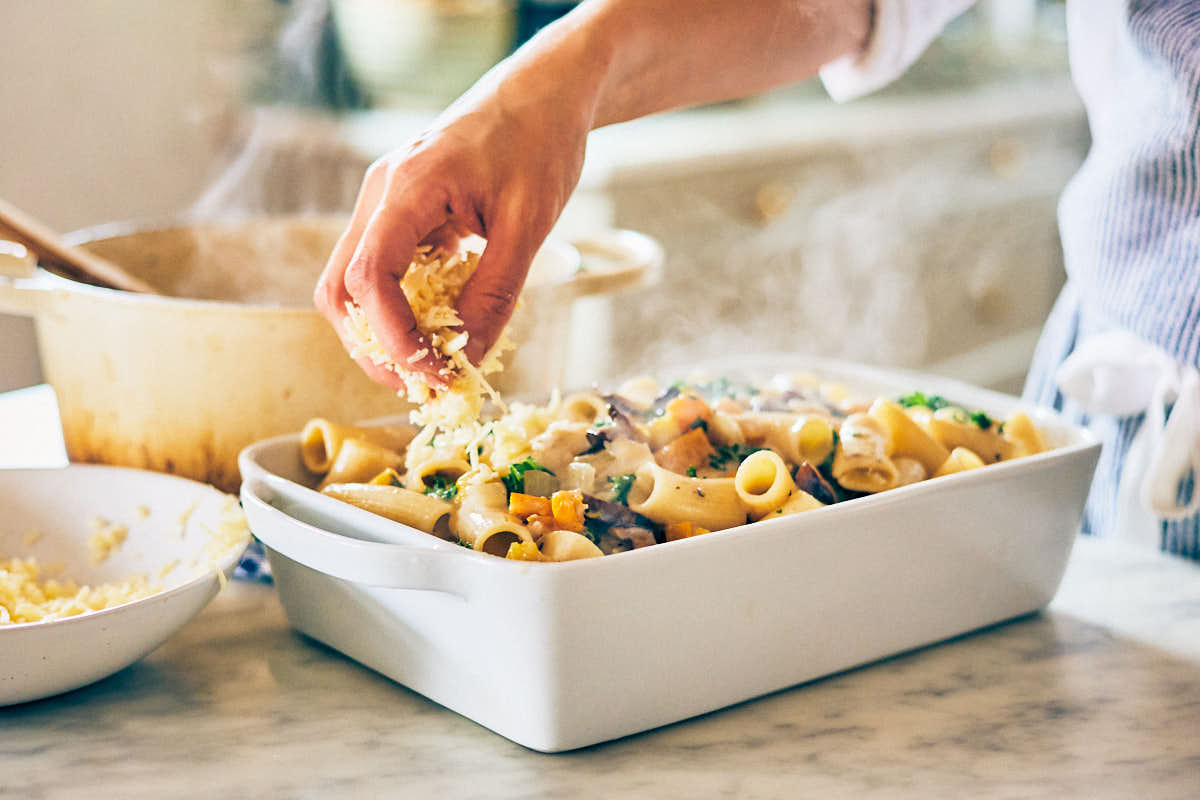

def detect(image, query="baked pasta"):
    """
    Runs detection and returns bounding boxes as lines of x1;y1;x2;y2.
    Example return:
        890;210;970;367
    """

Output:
301;373;1048;562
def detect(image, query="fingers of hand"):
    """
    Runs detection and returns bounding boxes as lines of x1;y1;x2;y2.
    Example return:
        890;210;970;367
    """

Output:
456;221;538;365
345;201;451;386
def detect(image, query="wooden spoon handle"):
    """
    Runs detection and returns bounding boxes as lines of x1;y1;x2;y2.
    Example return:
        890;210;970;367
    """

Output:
0;197;157;294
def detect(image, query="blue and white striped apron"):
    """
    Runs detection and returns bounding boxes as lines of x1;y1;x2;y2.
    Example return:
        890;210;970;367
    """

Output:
1024;0;1200;559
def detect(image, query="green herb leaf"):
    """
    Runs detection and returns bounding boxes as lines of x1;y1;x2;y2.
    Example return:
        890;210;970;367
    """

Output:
708;443;764;471
686;465;698;477
608;473;637;505
819;429;839;473
501;457;554;494
897;391;951;411
423;474;459;501
969;410;993;429
582;518;606;546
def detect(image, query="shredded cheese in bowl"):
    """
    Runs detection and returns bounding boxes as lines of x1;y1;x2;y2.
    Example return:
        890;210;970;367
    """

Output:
343;246;513;431
0;558;157;625
1;498;250;626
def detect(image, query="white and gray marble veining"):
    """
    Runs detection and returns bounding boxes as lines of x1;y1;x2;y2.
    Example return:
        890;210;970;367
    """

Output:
3;537;1198;800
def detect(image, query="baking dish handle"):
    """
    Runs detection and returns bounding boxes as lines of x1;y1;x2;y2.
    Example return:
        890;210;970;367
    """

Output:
241;477;476;597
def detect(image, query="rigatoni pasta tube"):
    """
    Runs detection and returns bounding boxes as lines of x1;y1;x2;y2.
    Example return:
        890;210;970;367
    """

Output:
771;489;825;517
319;438;403;489
559;392;608;424
320;483;453;539
1002;411;1046;458
406;456;472;492
868;399;950;474
628;462;746;531
452;508;533;556
933;447;986;478
735;450;796;519
300;418;414;474
452;480;533;556
707;412;745;447
832;413;898;493
734;413;834;466
892;457;927;487
540;530;603;561
790;415;836;465
458;480;509;512
928;409;1013;463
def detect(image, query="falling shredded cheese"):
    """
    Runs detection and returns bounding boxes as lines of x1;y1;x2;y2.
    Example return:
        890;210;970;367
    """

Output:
343;246;513;431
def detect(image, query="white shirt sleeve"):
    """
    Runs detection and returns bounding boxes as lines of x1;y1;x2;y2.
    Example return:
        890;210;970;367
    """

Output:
819;0;978;102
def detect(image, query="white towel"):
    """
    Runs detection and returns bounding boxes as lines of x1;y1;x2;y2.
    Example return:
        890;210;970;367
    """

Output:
1056;330;1200;548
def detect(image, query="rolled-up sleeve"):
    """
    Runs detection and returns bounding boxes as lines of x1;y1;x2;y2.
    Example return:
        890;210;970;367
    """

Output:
820;0;977;102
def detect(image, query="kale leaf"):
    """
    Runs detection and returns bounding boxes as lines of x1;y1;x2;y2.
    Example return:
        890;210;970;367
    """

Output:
501;457;554;494
423;474;459;501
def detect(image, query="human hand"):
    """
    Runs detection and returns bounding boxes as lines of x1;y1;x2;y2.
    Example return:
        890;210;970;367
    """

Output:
314;61;592;391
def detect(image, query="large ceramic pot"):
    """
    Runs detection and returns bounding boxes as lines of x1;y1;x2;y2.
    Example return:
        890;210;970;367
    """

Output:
0;216;660;491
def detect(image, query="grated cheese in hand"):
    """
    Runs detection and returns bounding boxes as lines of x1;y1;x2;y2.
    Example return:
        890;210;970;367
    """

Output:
343;247;513;431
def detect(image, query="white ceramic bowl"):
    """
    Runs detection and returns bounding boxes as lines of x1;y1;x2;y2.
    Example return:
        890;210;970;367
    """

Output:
0;465;249;706
238;357;1101;752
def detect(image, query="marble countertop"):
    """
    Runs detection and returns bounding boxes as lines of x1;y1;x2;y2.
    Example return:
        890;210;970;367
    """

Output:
2;534;1197;799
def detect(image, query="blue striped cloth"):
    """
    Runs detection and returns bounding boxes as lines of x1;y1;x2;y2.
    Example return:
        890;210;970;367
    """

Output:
1024;1;1200;559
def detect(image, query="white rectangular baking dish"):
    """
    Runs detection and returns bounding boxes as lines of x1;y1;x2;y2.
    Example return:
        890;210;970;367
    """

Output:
238;358;1100;752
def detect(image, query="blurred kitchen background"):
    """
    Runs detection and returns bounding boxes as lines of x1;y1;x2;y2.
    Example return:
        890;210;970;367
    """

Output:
0;0;1084;395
